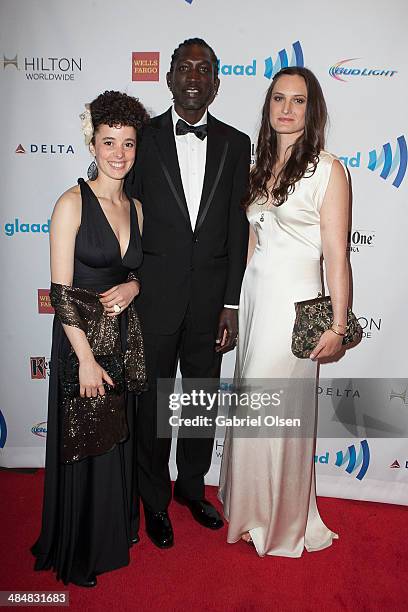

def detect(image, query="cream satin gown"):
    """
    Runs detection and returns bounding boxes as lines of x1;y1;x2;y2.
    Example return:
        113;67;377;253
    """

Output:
218;151;340;558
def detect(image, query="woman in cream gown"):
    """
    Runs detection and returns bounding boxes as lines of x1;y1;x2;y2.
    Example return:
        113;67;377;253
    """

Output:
218;67;349;558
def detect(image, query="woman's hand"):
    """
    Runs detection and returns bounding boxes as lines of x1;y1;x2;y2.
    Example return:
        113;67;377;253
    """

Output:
99;280;140;317
79;357;114;398
310;329;343;361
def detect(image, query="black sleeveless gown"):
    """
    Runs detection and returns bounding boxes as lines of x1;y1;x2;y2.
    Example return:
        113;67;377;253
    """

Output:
32;179;143;584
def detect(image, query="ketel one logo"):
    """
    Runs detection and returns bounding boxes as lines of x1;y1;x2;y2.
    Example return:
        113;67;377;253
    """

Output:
0;409;7;448
335;440;370;480
368;136;407;188
264;41;304;79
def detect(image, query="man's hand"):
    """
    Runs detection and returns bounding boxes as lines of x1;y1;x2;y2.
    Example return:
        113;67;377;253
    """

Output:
215;308;238;354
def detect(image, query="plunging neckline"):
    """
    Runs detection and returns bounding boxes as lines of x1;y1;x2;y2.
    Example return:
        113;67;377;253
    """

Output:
83;181;133;261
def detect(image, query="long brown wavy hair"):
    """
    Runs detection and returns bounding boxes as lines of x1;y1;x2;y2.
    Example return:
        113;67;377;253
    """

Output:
244;67;327;208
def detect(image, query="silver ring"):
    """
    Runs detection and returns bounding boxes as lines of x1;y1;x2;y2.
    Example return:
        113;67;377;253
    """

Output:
113;303;122;314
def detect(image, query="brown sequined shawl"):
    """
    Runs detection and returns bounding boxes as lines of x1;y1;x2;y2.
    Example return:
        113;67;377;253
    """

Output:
50;282;146;463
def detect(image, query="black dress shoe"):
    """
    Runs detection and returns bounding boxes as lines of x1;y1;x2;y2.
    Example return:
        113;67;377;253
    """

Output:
71;575;97;588
144;509;174;548
131;534;140;545
174;495;224;530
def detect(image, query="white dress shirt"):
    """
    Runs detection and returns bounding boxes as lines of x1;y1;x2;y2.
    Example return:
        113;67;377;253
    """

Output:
172;107;207;230
171;107;238;311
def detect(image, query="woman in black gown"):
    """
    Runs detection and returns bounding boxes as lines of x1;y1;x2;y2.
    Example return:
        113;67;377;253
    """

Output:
32;91;149;587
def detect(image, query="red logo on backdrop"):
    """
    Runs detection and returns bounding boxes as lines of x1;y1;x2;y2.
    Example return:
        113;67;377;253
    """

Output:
15;144;26;154
38;289;54;314
132;52;160;81
30;356;49;379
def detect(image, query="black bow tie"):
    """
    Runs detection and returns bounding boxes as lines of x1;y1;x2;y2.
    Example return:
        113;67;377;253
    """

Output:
175;118;208;140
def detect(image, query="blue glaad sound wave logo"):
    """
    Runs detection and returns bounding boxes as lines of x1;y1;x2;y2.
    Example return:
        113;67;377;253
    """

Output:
335;440;370;480
0;410;7;448
340;136;407;189
368;136;407;188
264;41;304;79
329;58;397;82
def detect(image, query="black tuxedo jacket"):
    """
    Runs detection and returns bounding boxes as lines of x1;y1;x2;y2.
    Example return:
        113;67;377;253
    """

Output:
128;108;250;335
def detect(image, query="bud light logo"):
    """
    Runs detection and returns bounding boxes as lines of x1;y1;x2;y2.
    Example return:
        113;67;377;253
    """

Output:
335;440;370;480
368;136;407;188
264;41;304;79
339;136;407;188
31;422;47;438
0;410;7;448
329;58;397;82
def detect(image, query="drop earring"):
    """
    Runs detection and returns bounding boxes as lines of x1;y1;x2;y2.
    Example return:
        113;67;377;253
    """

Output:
87;157;98;180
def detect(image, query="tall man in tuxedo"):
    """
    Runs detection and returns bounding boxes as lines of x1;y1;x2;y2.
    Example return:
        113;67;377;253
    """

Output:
131;38;250;548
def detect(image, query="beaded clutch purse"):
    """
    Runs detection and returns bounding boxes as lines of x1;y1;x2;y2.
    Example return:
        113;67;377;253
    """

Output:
291;295;362;359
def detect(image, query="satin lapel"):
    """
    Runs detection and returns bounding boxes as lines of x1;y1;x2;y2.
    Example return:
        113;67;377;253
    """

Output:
195;114;229;234
152;109;191;228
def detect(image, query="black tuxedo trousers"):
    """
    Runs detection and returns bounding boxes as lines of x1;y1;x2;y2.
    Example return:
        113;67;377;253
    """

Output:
128;109;250;510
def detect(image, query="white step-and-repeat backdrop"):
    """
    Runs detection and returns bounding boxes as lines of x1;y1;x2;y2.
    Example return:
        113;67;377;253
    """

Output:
1;0;407;505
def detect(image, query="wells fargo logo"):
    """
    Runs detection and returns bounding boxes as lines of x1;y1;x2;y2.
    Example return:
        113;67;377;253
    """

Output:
38;289;54;314
132;52;160;82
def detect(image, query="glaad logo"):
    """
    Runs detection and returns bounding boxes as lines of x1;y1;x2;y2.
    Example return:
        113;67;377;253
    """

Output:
264;41;304;79
218;58;256;77
31;422;47;438
15;143;74;155
4;218;50;237
340;136;407;188
0;409;7;448
335;440;370;480
368;136;407;188
218;41;304;79
329;58;397;82
2;54;82;81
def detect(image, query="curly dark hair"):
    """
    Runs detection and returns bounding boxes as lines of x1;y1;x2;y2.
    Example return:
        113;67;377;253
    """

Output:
244;67;327;208
89;90;150;142
169;37;219;79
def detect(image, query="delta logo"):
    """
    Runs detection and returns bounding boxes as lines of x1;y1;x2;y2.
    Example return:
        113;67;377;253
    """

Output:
389;459;408;469
15;143;74;155
339;135;407;188
38;289;54;315
31;422;47;438
217;40;304;79
132;52;160;82
329;58;397;82
2;54;82;81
